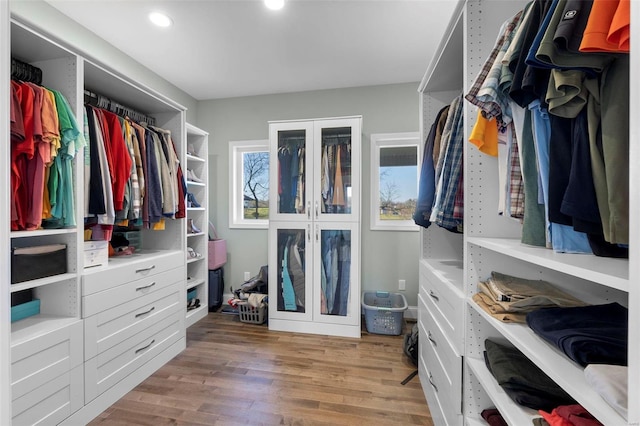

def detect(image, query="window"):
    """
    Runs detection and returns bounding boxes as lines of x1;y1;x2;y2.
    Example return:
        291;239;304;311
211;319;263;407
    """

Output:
229;140;269;229
370;132;420;231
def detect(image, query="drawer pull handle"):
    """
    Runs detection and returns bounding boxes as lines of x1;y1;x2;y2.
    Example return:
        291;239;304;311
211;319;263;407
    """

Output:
135;282;156;291
428;373;438;392
307;201;311;219
428;331;437;345
135;306;155;318
135;339;155;354
429;290;439;301
135;265;156;273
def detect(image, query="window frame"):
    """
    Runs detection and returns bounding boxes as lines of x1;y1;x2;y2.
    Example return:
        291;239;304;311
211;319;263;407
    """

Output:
229;139;270;229
370;132;420;232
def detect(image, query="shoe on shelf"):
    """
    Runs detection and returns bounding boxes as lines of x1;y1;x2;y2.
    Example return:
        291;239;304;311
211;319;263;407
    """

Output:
186;192;201;208
187;247;202;259
188;219;202;234
187;144;199;157
186;169;203;183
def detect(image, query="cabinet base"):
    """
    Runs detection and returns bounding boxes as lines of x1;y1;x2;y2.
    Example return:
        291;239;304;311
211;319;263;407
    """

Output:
269;318;361;338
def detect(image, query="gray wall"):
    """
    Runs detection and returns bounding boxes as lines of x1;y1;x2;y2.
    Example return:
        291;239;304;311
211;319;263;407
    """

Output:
11;0;198;122
197;82;422;305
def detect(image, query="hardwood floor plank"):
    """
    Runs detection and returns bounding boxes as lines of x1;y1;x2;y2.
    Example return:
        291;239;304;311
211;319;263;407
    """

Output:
89;313;431;425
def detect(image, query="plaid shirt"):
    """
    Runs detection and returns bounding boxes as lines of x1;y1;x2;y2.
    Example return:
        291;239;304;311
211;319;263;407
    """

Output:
508;122;525;219
434;95;464;232
465;10;523;128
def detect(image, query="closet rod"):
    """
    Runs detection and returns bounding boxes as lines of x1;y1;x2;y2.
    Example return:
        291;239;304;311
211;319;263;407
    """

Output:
84;89;156;126
11;57;42;85
280;134;352;141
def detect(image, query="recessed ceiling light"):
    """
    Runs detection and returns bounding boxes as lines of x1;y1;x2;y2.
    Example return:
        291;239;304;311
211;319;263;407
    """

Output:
149;11;173;27
264;0;285;11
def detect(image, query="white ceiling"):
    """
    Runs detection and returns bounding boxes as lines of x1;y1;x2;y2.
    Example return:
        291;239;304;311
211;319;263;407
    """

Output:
45;0;458;100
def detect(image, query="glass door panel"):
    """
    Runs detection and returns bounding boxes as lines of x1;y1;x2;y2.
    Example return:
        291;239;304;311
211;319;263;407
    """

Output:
275;228;307;314
277;129;307;215
313;118;361;223
319;126;352;215
313;222;359;326
269;121;313;222
318;228;351;316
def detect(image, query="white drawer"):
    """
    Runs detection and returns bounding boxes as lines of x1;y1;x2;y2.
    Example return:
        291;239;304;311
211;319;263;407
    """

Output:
12;364;83;426
82;250;183;295
418;356;462;426
83;266;184;317
418;318;462;426
85;309;183;402
11;320;83;401
419;260;465;353
84;283;182;359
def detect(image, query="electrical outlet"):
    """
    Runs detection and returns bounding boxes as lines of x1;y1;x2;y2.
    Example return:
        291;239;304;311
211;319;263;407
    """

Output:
399;279;406;291
244;271;251;281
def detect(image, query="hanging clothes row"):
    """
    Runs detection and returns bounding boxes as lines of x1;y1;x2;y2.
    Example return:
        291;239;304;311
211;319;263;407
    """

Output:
277;143;306;214
84;104;186;241
464;0;629;258
320;139;351;214
10;79;84;231
84;89;156;126
277;230;306;312
413;94;464;233
320;229;351;317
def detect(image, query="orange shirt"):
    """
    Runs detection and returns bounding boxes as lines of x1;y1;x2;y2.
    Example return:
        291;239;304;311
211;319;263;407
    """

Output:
469;110;499;157
580;0;629;53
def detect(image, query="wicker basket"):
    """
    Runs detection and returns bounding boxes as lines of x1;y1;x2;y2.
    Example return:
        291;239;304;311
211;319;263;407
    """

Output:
238;302;267;324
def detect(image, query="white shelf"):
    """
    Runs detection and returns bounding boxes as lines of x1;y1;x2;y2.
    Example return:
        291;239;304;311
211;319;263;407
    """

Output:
466;357;540;425
10;273;77;293
187;207;205;212
186;180;205;187
186;153;205;163
467;237;629;292
469;300;627;426
11;228;76;238
11;316;80;346
420;258;464;291
187;257;205;265
186;278;205;291
187;232;206;238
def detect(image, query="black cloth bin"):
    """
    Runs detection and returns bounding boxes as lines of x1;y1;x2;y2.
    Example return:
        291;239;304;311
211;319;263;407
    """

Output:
209;268;224;312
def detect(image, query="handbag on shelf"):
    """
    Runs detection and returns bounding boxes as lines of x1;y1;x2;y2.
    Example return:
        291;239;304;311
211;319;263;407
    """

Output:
208;222;227;270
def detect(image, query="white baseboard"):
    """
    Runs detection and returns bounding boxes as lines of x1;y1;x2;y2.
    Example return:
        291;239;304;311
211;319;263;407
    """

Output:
405;306;418;321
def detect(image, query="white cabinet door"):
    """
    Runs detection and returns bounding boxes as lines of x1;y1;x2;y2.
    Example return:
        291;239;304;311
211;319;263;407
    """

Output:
269;121;314;222
312;222;360;326
268;223;313;322
312;118;361;223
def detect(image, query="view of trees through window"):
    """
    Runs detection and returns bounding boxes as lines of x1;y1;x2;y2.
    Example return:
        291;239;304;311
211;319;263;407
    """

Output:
243;151;269;219
379;146;417;221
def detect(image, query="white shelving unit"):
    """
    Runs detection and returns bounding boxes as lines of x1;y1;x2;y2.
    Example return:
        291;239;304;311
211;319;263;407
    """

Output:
6;11;190;425
185;122;209;328
417;1;637;425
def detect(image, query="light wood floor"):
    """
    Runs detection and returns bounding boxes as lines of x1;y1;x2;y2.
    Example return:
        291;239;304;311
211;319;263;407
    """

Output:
89;312;433;425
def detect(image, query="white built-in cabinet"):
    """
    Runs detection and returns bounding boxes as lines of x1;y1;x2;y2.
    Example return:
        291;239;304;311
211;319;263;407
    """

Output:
268;117;362;338
185;123;209;327
5;14;190;425
417;1;638;426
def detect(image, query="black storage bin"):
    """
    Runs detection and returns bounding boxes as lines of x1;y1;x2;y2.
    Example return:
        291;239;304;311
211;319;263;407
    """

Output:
208;267;224;312
11;244;67;284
